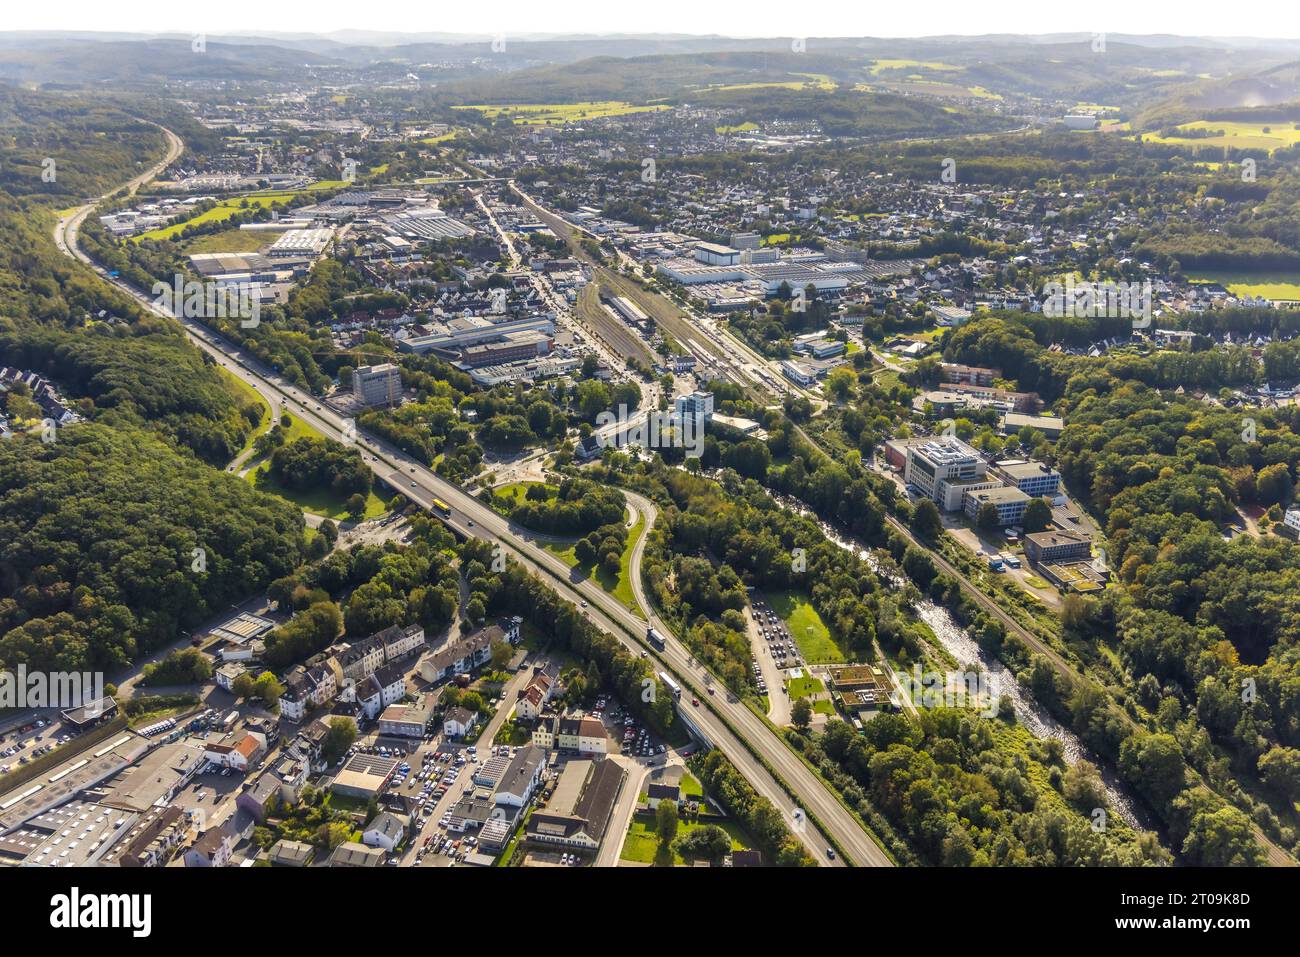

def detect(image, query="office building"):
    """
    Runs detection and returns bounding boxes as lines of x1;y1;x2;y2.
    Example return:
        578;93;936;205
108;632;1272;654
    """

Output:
963;486;1031;526
1023;529;1092;565
674;391;714;432
993;460;1062;498
905;439;998;511
352;363;402;407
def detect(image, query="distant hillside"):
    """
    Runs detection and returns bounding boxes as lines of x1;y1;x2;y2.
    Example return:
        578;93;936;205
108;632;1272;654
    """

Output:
1136;61;1300;127
439;50;861;104
0;86;166;199
0;37;342;86
694;87;1005;138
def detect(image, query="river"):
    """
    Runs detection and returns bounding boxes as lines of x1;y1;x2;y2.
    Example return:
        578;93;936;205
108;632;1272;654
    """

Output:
767;489;1150;829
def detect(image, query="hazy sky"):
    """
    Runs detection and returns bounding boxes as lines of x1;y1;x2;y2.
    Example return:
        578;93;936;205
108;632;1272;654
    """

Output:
7;0;1300;40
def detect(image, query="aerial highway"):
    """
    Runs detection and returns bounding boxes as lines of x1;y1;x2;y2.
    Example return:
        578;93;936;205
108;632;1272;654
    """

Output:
53;126;892;867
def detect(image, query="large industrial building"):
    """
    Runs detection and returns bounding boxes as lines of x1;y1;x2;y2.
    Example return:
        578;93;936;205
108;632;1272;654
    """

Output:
268;228;334;258
396;314;555;355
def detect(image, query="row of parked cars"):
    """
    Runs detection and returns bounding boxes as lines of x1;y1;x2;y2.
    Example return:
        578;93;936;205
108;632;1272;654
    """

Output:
416;751;461;815
416;832;474;865
755;603;802;672
1;723;64;773
601;697;665;758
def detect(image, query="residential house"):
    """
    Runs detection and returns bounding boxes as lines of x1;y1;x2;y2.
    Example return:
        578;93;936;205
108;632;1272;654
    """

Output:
646;783;681;810
268;839;315;867
376;623;426;663
443;706;479;740
362;811;410;851
204;731;267;772
104;806;191;868
329;841;385;867
183;824;235;867
418;621;514;683
355;663;409;720
556;714;608;755
514;668;555;721
338;635;385;683
215;661;247;692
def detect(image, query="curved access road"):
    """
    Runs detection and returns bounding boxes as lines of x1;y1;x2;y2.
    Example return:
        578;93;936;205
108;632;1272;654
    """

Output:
624;491;891;866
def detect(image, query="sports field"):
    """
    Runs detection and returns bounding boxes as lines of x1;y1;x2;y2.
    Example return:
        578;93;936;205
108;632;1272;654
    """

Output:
1189;272;1300;301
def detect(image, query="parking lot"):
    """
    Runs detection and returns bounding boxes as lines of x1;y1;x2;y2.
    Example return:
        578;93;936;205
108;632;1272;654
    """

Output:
0;718;76;775
751;598;806;674
595;694;667;761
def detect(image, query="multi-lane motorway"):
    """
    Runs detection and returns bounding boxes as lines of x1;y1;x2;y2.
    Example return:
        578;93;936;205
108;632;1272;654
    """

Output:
53;125;892;867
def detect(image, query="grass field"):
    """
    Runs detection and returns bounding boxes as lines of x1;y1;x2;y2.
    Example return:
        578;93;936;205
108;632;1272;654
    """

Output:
715;121;759;134
862;77;1001;100
246;466;388;522
768;590;844;663
180;226;282;255
784;674;825;700
1147;120;1300;153
619;816;753;865
699;75;834;93
542;510;646;617
1188;271;1300;300
244;413;388;521
418;130;461;145
134;193;304;242
219;368;272;455
493;481;555;508
453;102;669;125
639;770;703;803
